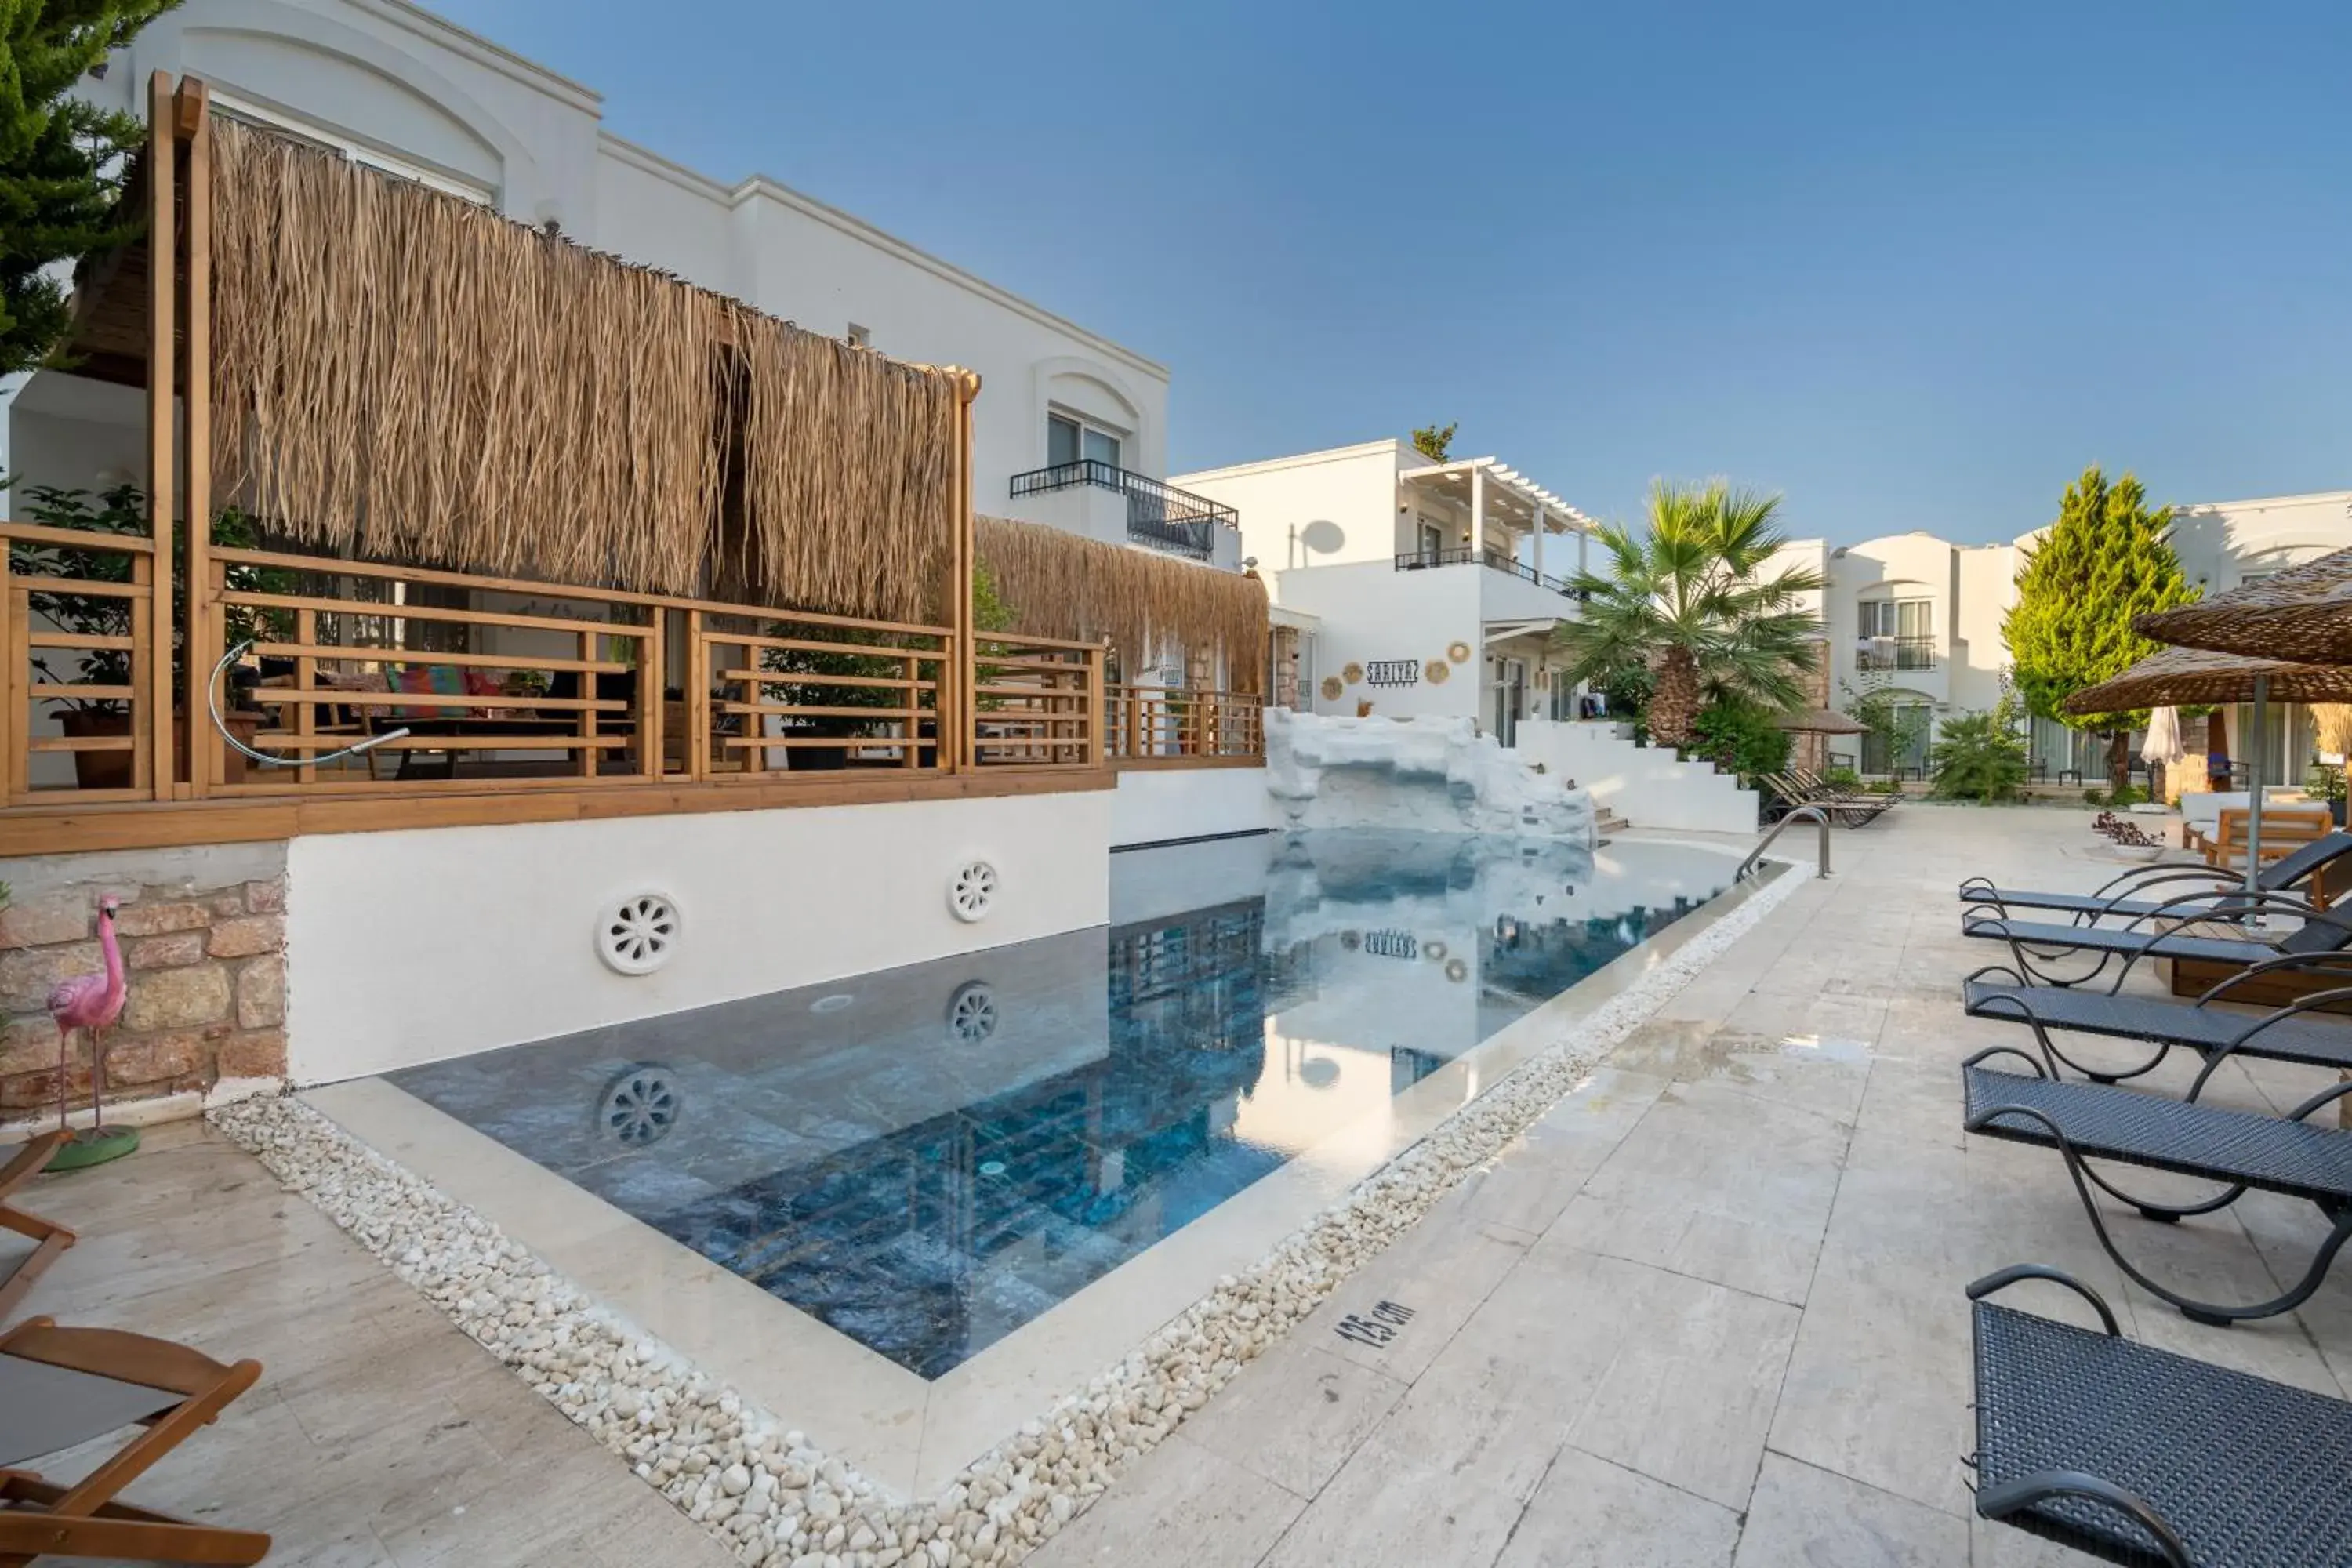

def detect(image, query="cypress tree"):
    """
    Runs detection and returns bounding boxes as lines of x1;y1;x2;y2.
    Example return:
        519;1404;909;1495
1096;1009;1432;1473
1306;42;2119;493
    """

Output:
2005;465;2199;791
1;1;181;377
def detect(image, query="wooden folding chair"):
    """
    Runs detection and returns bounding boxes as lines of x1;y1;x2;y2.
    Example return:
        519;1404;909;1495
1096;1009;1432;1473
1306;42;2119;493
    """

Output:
0;1319;268;1566
0;1133;74;1320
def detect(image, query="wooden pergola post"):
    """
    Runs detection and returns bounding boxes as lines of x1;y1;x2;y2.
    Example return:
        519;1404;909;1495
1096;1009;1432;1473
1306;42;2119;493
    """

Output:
143;71;176;798
946;367;981;772
178;78;214;796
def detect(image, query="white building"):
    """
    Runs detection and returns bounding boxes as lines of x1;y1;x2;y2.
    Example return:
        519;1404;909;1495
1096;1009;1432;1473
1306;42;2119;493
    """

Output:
2;0;1239;569
1772;488;2352;782
1174;440;1593;746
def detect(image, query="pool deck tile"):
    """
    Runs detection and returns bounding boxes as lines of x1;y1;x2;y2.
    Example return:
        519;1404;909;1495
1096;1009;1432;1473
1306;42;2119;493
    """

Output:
14;806;2337;1564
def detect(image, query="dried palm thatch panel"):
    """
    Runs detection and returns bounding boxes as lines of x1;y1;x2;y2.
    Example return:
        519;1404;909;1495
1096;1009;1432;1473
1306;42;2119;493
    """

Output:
976;515;1268;690
209;116;954;621
735;309;956;622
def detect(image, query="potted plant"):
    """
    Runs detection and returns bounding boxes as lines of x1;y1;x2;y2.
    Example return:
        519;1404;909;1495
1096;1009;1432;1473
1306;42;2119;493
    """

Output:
757;567;1015;770
2307;761;2348;826
12;488;293;787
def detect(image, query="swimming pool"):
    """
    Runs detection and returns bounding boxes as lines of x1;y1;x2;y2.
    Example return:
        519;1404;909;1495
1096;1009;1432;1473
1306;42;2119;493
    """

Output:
388;829;1736;1380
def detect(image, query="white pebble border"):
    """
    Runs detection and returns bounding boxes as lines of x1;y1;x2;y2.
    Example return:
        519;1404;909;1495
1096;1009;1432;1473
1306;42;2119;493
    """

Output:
209;865;1803;1568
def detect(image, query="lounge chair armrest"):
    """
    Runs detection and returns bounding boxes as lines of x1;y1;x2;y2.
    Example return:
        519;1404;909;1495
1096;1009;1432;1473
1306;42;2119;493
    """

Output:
1962;963;2029;988
2194;949;2352;1005
1965;1265;2121;1334
1973;1470;2188;1566
2088;864;2230;901
1961;1045;2050;1077
2285;1079;2352;1125
2218;985;2352;1047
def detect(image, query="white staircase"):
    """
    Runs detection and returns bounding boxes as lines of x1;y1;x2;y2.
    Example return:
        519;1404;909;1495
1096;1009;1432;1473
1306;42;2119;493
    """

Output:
1512;719;1759;835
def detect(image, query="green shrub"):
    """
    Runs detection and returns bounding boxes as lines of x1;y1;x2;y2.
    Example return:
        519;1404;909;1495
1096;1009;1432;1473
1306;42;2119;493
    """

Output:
2109;782;2144;808
1867;778;1903;795
1931;707;2031;803
1820;765;1863;791
2082;787;2108;807
2308;763;2347;804
1687;699;1794;782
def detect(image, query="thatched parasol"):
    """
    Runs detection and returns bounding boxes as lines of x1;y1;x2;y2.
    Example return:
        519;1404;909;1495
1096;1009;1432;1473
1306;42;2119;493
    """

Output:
2063;647;2352;713
2135;547;2352;664
1772;707;1869;735
2067;646;2352;889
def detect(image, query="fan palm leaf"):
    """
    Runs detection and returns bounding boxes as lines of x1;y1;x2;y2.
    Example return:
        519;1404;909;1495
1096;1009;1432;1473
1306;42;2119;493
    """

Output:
1555;479;1824;748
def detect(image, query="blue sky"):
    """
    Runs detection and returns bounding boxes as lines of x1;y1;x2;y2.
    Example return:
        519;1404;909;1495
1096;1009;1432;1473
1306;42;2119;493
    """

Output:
436;2;2351;545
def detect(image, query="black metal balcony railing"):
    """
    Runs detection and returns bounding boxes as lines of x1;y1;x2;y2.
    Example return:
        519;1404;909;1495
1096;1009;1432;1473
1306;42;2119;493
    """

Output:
1857;635;1936;672
1394;546;1588;601
1008;460;1239;563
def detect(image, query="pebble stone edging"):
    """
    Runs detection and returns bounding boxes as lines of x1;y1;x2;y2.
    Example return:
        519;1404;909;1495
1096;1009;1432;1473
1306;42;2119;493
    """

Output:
208;866;1806;1568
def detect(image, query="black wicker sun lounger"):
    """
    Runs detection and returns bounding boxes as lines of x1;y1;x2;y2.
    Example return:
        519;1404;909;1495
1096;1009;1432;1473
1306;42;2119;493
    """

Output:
1958;830;2352;923
1962;1047;2352;1324
1961;890;2352;989
1962;953;2352;1086
1969;1264;2352;1566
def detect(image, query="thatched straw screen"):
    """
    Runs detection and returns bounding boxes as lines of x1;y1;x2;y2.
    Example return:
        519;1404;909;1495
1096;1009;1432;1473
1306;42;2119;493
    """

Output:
976;515;1268;690
209;117;953;621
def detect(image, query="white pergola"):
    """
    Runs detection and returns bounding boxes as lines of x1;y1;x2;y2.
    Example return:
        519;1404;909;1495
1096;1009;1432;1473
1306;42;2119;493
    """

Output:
1396;456;1595;580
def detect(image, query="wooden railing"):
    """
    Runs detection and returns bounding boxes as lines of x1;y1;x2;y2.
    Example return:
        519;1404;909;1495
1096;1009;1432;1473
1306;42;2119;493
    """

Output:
693;608;951;778
973;633;1104;770
3;538;1108;806
3;521;161;804
1106;685;1265;764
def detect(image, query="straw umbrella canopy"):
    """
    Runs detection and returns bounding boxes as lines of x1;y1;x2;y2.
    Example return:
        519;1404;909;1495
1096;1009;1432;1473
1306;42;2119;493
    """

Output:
2067;646;2352;890
1771;707;1870;736
1771;706;1868;772
2135;546;2352;663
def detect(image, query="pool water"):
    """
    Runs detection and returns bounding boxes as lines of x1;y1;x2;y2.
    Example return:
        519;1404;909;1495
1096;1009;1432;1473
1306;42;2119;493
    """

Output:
389;830;1733;1377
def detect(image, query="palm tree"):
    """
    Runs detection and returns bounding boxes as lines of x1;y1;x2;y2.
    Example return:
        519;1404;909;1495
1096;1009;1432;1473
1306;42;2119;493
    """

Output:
1555;479;1825;750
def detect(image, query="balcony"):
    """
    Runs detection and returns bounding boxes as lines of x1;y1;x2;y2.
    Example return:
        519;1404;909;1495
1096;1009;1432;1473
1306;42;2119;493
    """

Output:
1009;461;1238;564
1857;635;1936;673
1393;546;1588;601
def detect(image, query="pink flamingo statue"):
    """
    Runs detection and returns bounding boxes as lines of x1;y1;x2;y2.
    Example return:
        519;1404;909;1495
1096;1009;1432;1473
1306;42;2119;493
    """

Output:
45;895;138;1168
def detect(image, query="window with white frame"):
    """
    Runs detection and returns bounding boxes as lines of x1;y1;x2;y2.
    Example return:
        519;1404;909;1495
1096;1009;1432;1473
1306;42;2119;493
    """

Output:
1047;412;1122;471
209;90;495;205
1857;597;1932;640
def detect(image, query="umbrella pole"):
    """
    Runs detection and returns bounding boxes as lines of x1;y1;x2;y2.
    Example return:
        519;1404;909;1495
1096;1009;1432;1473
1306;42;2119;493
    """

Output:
2246;673;2268;897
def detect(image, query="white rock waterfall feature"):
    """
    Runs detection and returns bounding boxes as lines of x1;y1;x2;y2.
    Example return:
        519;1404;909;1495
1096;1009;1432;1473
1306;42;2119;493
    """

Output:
1264;710;1595;840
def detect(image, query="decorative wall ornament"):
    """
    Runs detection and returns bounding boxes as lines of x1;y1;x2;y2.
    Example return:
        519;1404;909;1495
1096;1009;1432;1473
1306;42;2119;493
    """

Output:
1319;675;1345;702
597;1065;681;1146
1444;958;1469;983
1341;662;1365;685
946;982;1000;1044
597;893;680;975
1424;660;1450;684
1446;641;1472;664
1366;659;1420;688
949;860;999;922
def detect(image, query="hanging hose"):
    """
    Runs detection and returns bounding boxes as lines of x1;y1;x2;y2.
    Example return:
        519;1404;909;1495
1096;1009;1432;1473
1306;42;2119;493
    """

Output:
205;640;411;768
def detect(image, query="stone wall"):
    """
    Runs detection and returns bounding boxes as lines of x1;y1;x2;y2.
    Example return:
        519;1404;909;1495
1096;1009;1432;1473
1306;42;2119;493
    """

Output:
0;843;289;1123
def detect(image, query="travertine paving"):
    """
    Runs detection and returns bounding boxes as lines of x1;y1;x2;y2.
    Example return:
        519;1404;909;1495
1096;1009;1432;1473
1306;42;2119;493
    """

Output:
1033;805;2347;1567
8;804;2343;1566
1;1119;735;1568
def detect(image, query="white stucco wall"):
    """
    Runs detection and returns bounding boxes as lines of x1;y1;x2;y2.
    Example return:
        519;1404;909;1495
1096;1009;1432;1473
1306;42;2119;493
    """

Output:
34;0;1172;537
1175;441;1410;576
1270;560;1483;721
1513;720;1760;835
1767;494;2352;774
1109;766;1271;848
284;790;1112;1082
